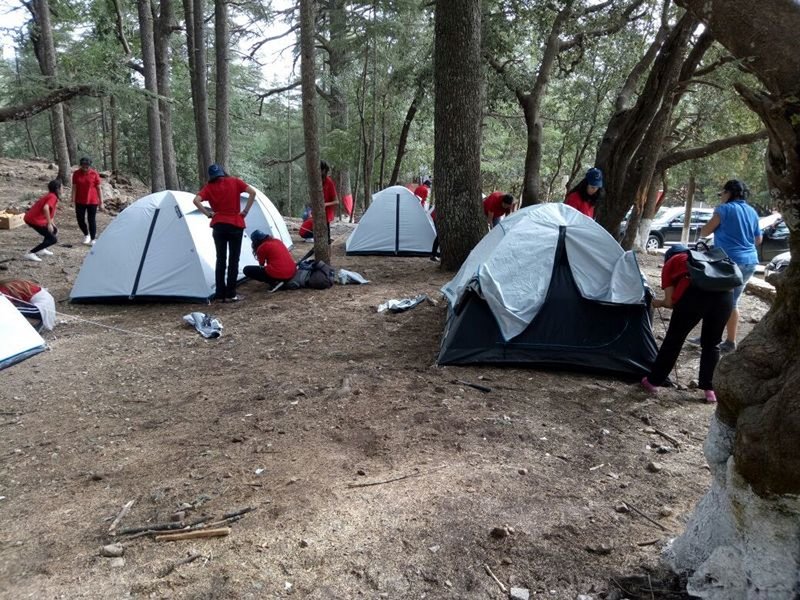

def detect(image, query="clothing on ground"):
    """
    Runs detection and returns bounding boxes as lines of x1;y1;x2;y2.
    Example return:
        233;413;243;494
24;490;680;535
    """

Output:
24;192;58;227
183;312;222;338
198;176;248;228
72;168;101;205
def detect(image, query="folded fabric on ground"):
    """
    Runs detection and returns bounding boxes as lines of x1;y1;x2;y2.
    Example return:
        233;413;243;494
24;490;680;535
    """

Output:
337;269;370;285
183;312;222;338
377;294;429;313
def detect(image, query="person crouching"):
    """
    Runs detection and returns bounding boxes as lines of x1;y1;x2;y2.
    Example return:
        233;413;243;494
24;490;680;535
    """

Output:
243;230;297;292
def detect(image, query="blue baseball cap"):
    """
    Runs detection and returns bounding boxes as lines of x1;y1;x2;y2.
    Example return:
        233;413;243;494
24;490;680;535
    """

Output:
208;164;225;179
586;168;603;188
664;244;689;263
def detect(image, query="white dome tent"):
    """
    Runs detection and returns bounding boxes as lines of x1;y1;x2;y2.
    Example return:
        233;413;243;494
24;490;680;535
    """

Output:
0;295;46;370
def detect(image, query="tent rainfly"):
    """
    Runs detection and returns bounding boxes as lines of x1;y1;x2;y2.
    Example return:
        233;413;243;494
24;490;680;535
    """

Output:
345;185;436;256
438;203;657;377
0;295;46;370
70;189;291;303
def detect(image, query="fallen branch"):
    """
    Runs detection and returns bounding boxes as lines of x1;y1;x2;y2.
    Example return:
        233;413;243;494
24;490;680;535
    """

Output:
108;500;135;534
346;465;445;489
117;521;186;536
624;501;668;532
654;428;681;448
637;538;661;546
155;527;231;542
222;506;256;519
119;516;214;539
451;379;493;393
483;563;508;594
158;552;203;577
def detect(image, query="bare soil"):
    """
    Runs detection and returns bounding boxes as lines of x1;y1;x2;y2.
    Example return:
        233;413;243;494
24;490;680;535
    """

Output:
0;158;770;599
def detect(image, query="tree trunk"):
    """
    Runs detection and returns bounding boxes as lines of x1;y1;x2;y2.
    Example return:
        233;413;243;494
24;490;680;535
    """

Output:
214;0;230;169
110;95;119;176
62;100;78;165
137;0;166;191
389;79;425;186
434;0;485;269
155;0;179;189
183;0;212;183
680;172;696;244
31;0;70;184
299;0;330;264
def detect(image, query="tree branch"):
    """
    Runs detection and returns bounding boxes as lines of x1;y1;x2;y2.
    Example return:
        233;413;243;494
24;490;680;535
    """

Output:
256;79;301;99
0;85;100;122
657;129;768;171
248;24;300;58
263;151;305;167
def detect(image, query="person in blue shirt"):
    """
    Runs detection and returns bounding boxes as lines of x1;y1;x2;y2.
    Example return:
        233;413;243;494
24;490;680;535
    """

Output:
698;179;761;353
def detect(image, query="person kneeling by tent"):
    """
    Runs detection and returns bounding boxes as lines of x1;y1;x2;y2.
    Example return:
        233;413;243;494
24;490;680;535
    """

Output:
640;245;733;403
0;279;56;331
243;230;297;292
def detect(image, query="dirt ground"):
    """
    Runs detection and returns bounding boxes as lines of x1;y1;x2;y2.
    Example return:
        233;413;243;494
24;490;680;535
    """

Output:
0;158;771;599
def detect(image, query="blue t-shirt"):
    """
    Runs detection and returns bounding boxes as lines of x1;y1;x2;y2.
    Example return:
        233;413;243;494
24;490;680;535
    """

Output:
713;199;760;265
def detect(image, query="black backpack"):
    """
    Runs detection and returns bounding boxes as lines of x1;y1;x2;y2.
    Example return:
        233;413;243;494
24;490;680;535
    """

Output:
686;244;743;292
307;260;335;289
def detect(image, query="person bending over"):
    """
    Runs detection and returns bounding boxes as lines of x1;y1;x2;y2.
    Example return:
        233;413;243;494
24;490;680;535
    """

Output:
483;192;515;229
23;179;61;262
243;230;297;292
0;278;57;331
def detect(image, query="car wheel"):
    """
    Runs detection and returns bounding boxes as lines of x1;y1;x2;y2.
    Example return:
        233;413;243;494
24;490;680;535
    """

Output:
645;235;661;251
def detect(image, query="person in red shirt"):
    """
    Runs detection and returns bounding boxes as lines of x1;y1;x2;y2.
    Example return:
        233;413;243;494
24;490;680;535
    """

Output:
483;191;515;228
414;180;431;205
298;217;314;241
321;161;338;243
23;180;61;262
640;245;734;403
70;157;104;245
243;230;297;292
193;164;257;302
564;168;603;219
0;278;56;331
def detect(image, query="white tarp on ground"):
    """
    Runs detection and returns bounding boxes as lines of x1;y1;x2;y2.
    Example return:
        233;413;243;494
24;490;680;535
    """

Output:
441;202;646;341
346;185;436;255
0;294;46;370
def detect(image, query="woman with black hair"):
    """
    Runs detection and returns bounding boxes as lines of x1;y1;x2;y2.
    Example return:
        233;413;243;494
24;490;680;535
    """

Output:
23;179;61;262
243;230;297;292
565;168;604;219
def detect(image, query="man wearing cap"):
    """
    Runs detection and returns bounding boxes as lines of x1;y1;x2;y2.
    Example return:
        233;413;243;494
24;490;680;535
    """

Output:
71;157;104;245
565;168;604;219
193;164;256;302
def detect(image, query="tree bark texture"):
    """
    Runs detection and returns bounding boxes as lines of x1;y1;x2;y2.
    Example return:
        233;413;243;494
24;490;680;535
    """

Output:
110;95;119;176
30;0;70;184
183;0;213;182
299;0;330;264
433;0;485;270
155;0;179;189
137;0;166;191
214;0;230;169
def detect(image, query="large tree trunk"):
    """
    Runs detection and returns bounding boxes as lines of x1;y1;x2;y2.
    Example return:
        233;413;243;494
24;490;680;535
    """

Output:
214;0;230;169
667;2;800;597
433;0;485;269
155;0;179;188
183;0;212;182
299;0;330;264
30;0;70;184
137;0;166;191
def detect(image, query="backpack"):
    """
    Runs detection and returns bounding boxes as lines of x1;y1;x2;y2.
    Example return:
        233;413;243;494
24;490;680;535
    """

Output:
307;260;335;289
686;245;743;292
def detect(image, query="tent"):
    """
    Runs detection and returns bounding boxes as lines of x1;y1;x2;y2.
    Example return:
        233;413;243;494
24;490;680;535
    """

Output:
345;185;436;256
70;188;291;302
0;295;46;370
438;203;657;377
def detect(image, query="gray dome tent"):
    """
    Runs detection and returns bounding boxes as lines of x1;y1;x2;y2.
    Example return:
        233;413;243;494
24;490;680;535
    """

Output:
438;203;657;377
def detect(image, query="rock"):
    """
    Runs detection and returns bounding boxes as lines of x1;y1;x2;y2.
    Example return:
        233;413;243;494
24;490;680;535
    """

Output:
171;511;186;522
501;556;513;565
357;469;366;476
585;543;613;555
110;557;125;568
659;506;673;517
647;461;663;473
656;445;671;454
510;587;530;600
576;595;595;600
518;468;528;475
490;526;509;539
688;379;699;389
299;539;310;548
100;544;124;557
614;503;629;513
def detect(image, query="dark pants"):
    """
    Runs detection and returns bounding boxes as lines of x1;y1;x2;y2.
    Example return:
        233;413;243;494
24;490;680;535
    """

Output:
648;286;734;390
75;204;98;239
243;265;285;288
28;223;58;253
212;223;244;299
431;236;439;258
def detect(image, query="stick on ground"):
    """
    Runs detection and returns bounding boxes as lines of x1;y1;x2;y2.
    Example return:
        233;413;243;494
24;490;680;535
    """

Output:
624;501;668;532
108;500;135;534
654;428;681;448
158;552;203;578
155;527;231;542
483;563;508;594
346;465;445;489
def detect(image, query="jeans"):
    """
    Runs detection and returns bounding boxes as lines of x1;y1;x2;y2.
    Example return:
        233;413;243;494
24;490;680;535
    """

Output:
732;263;757;307
243;265;285;287
75;204;98;239
648;285;734;390
212;223;244;299
28;223;58;253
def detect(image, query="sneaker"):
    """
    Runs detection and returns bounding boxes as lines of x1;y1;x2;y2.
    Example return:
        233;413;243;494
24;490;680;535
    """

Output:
640;376;659;394
687;336;701;346
90;239;96;246
719;340;737;354
704;390;717;403
23;252;42;262
82;235;91;245
226;295;244;302
37;248;54;256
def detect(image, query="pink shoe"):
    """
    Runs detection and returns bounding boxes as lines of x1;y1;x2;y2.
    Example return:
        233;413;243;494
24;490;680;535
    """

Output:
704;390;717;403
641;377;659;394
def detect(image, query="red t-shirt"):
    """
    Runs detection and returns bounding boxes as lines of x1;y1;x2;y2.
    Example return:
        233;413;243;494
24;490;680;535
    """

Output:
256;238;297;280
662;253;691;305
0;281;42;303
483;192;512;218
564;191;595;219
72;168;101;206
198;177;248;229
414;185;429;204
25;192;58;227
323;176;338;223
299;217;314;239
